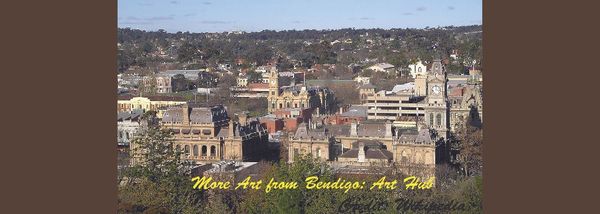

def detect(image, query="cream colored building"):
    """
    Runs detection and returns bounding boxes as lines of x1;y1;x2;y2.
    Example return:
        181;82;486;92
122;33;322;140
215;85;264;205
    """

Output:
159;104;269;164
287;120;436;177
117;96;187;118
408;60;427;78
266;66;334;114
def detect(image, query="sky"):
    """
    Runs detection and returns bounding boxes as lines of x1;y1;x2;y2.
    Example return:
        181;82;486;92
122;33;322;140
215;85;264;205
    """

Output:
118;0;482;33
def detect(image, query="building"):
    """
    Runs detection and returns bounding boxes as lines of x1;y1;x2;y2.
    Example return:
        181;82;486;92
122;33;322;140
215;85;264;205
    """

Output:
288;123;335;162
448;84;483;132
359;84;376;104
117;95;187;118
367;63;395;73
423;59;449;139
287;120;436;177
266;67;335;114
117;109;145;147
354;76;371;85
159;104;269;164
365;91;426;120
408;60;427;78
362;58;456;140
160;69;205;80
142;75;172;94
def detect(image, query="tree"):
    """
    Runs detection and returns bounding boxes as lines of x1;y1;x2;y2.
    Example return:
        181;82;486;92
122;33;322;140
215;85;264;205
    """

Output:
119;128;203;213
246;71;262;84
451;114;483;176
171;74;192;92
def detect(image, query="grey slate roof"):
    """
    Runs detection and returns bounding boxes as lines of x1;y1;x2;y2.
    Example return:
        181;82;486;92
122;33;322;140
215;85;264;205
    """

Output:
294;124;328;140
117;109;144;121
338;149;393;160
398;128;433;144
162;105;228;123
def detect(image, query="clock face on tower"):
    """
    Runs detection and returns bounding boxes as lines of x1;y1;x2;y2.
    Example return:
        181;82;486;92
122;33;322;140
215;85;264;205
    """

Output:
432;85;441;95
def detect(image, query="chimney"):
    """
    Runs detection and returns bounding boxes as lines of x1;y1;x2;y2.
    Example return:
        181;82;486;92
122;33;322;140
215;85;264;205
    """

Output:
182;103;190;125
385;120;392;138
351;120;358;137
228;121;235;137
357;142;365;162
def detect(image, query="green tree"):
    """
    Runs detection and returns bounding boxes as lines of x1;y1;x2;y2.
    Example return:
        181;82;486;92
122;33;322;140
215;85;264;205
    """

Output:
119;128;203;213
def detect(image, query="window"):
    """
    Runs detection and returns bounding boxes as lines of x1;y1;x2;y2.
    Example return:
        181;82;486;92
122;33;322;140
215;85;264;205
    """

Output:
184;145;190;156
316;148;321;158
202;145;207;156
294;148;299;158
119;131;123;139
436;114;442;127
125;132;129;140
193;145;199;156
210;146;216;156
429;113;434;126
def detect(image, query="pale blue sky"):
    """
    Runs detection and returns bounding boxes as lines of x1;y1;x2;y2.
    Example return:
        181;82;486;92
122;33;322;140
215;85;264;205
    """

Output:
118;0;482;33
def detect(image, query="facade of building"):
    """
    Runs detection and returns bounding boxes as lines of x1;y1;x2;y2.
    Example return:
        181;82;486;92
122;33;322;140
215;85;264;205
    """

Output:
365;91;426;121
408;60;427;78
266;67;335;114
142;75;172;93
117;96;187;118
117;109;145;147
448;84;484;132
287;120;436;176
424;59;449;139
159;104;269;164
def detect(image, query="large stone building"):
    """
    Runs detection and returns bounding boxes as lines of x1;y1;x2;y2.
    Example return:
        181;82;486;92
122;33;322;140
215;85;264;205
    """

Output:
159;104;269;164
266;66;335;114
117;109;146;147
424;59;450;139
288;120;436;176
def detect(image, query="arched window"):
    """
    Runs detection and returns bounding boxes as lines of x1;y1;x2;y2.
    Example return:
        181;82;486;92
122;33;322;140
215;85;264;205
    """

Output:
210;146;216;156
429;113;434;126
184;145;190;156
193;145;199;157
201;145;207;156
286;102;290;108
418;67;422;72
279;103;283;109
436;114;442;127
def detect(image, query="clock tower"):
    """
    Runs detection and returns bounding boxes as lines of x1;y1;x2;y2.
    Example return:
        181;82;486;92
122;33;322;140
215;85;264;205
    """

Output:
425;58;449;139
267;66;280;113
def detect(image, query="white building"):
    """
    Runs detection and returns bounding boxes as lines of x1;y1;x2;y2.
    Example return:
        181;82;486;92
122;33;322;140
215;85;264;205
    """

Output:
368;63;395;73
354;76;371;85
408;60;427;78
